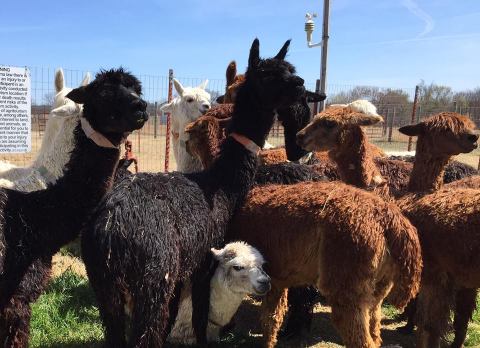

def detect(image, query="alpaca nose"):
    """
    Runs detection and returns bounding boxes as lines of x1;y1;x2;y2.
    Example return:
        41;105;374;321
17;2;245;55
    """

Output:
203;104;210;110
468;134;479;143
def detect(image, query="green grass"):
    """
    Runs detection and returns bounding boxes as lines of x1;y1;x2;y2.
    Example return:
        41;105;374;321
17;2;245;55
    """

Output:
30;271;103;348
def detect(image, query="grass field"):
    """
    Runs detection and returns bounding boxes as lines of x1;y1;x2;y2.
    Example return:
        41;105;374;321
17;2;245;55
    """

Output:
28;255;480;348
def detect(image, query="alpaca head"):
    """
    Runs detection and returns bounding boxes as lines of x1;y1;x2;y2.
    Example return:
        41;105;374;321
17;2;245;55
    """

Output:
399;112;478;156
277;90;326;161
296;100;383;152
159;79;211;124
211;242;271;296
64;68;149;136
216;61;246;104
231;39;305;146
185;115;230;169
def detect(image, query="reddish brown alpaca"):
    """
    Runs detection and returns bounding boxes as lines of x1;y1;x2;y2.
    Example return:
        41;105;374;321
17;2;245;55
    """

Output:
186;115;422;348
299;109;479;348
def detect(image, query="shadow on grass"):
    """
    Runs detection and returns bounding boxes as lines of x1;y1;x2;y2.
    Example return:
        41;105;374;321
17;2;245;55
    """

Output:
38;340;103;348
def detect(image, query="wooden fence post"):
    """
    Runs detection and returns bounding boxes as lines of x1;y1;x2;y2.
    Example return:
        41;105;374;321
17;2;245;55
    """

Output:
164;69;173;172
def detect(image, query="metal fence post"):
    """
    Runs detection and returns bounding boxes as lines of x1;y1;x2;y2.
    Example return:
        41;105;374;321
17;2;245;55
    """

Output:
407;85;420;151
388;107;396;142
312;79;321;116
154;101;158;139
164;69;173;172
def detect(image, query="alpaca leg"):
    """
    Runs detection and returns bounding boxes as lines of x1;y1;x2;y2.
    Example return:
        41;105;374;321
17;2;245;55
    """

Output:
282;286;317;338
93;284;127;348
451;288;477;348
164;281;183;338
191;253;216;345
398;298;417;334
369;302;382;347
260;287;289;348
415;282;452;348
330;300;375;348
0;258;51;348
128;275;177;348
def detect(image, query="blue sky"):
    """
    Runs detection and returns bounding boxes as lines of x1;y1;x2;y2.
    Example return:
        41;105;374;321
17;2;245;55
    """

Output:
1;0;479;91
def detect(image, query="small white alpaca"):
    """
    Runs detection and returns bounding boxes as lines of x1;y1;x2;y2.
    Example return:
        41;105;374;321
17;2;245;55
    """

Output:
167;241;271;345
159;78;211;172
0;68;90;191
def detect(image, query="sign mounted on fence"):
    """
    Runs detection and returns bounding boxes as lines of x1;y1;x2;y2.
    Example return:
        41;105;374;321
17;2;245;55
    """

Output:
0;66;31;153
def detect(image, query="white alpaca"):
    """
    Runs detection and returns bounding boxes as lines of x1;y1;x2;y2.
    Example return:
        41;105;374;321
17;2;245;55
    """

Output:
159;79;211;173
167;241;271;345
0;68;90;191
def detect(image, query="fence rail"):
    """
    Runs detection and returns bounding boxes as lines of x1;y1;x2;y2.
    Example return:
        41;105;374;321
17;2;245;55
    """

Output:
1;66;479;171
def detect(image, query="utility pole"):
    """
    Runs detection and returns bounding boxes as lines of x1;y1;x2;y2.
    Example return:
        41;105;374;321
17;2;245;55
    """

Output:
305;0;331;112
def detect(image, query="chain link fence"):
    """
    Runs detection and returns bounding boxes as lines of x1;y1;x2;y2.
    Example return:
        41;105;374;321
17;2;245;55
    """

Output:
2;66;479;172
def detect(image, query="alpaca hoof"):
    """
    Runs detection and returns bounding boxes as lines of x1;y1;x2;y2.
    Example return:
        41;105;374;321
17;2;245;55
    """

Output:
397;323;414;335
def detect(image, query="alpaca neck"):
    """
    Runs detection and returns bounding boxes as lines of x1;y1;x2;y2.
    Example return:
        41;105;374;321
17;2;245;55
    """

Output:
32;115;78;180
36;119;121;248
330;128;383;189
208;275;245;328
190;95;274;210
408;142;450;193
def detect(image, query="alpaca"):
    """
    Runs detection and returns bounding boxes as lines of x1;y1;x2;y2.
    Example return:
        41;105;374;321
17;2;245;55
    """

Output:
159;78;211;172
230;182;422;348
0;69;91;191
185;112;422;348
81;38;306;348
0;68;148;347
299;109;479;347
395;115;479;348
215;61;246;104
167;241;270;345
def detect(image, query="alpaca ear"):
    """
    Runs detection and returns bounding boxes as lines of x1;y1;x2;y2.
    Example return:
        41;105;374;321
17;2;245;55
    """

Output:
274;39;291;60
81;72;91;87
306;91;327;103
248;38;260;68
66;86;87;104
50;103;81;117
159;101;174;113
399;123;425;136
352;113;384;126
173;78;185;97
216;95;225;104
197;80;208;90
226;61;237;86
55;68;65;93
211;247;224;261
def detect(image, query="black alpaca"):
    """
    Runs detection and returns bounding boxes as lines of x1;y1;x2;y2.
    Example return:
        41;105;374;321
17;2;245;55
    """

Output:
0;68;148;347
81;38;305;348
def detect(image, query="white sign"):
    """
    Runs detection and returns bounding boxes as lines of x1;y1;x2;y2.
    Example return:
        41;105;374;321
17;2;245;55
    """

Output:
0;66;31;153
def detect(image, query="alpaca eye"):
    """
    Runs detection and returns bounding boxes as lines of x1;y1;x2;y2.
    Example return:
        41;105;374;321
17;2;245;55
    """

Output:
186;97;194;103
233;266;244;271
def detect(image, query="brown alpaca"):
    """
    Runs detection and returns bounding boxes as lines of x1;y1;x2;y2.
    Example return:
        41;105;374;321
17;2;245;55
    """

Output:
298;108;479;346
223;61;245;104
186;115;422;348
229;182;422;348
395;114;479;348
297;101;388;197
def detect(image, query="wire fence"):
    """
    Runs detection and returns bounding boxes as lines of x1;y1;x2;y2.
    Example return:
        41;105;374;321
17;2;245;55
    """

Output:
2;66;479;172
